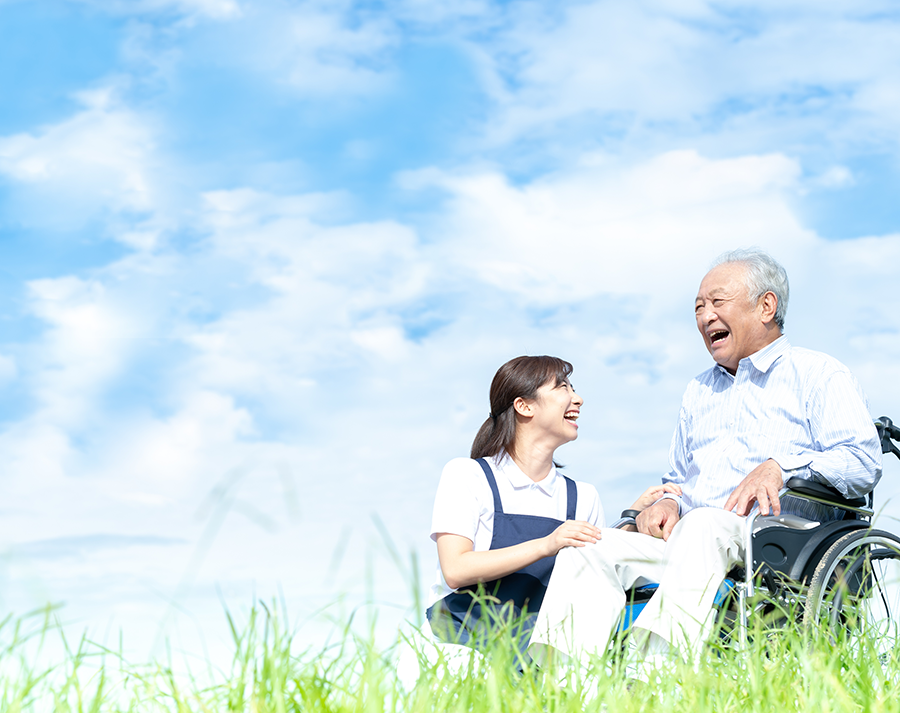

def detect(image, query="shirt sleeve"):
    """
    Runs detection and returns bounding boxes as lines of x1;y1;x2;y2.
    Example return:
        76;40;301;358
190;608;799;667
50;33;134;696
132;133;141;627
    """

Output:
430;458;492;542
659;403;690;515
770;367;882;499
576;482;605;528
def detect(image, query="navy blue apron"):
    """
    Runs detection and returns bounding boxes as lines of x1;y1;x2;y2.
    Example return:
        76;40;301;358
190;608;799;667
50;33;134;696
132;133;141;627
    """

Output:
427;457;577;657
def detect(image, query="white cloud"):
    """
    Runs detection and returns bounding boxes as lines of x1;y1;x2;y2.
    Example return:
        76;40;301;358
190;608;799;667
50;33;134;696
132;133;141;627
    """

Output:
472;2;900;154
97;390;257;490
74;0;242;21
24;276;138;426
182;188;431;404
0;87;162;232
154;1;400;98
281;9;396;95
164;0;241;19
404;150;809;304
381;0;495;26
812;166;855;189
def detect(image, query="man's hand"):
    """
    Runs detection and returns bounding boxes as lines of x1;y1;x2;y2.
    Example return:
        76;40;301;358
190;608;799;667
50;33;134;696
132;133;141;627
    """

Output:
636;498;680;541
724;459;784;516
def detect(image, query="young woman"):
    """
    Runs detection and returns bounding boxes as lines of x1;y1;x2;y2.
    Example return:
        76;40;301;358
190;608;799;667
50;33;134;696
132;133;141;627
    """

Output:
426;355;679;657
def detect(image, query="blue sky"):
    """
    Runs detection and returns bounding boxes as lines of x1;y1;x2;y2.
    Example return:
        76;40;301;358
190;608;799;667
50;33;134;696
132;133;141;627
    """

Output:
2;0;900;663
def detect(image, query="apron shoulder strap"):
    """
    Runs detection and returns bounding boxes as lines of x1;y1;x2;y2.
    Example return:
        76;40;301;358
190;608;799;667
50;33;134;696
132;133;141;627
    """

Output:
475;458;504;514
562;476;577;520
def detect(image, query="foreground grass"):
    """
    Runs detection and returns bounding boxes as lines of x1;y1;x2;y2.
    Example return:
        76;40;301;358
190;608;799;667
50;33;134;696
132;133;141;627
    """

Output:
2;603;900;712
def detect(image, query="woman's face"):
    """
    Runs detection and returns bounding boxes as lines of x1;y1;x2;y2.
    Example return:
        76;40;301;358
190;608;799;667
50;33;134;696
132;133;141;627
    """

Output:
528;378;583;446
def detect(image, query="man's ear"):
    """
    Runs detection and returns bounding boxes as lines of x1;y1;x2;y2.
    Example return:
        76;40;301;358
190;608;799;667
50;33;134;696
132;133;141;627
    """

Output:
513;396;533;417
759;291;778;324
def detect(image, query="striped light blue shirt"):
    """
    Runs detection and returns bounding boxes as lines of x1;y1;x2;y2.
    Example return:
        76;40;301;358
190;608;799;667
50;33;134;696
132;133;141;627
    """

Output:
663;336;883;521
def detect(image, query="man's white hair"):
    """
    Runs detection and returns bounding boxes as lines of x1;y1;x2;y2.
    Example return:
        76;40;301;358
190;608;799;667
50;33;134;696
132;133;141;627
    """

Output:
711;248;789;330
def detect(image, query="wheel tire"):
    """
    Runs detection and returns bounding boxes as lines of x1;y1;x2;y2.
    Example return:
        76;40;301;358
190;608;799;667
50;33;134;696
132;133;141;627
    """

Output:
803;529;900;651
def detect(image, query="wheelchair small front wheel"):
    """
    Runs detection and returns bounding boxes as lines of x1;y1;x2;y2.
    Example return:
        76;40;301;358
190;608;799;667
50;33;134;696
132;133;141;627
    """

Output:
803;529;900;654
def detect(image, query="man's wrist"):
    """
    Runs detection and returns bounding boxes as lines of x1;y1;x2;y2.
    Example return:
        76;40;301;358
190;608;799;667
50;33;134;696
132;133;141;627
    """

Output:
656;493;683;516
769;458;809;485
770;453;813;474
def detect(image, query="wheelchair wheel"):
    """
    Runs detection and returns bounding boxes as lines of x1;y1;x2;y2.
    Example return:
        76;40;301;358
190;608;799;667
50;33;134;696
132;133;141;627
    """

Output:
803;529;900;653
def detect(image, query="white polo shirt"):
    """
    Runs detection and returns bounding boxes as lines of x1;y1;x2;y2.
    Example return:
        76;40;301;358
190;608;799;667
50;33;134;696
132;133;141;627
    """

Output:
428;452;604;606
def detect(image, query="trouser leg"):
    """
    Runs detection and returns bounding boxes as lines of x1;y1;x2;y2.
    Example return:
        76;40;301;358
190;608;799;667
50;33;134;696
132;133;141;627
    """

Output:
631;507;744;657
529;527;667;665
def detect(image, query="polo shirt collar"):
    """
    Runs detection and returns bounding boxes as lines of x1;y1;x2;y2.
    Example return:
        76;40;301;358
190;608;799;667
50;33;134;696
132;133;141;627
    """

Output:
494;452;559;496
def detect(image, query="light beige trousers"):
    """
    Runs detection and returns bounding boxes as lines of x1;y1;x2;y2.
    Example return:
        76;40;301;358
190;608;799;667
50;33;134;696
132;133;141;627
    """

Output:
529;507;745;664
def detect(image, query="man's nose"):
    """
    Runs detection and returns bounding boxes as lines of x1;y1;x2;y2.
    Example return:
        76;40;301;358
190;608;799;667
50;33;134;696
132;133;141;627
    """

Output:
697;306;715;326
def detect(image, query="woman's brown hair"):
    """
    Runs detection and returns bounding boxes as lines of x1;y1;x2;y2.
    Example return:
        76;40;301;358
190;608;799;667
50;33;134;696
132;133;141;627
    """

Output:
470;355;574;461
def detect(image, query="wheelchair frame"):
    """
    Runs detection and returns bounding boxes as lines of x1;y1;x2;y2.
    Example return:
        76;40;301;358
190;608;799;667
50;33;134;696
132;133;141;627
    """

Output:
619;416;900;649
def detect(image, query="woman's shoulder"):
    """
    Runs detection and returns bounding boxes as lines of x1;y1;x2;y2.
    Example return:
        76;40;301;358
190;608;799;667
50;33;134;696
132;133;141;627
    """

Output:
569;478;600;499
566;478;604;526
440;457;487;481
435;457;493;505
563;476;601;503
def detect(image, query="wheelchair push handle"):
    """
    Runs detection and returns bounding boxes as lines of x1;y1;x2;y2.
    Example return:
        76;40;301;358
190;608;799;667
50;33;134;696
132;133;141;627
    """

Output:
876;415;900;460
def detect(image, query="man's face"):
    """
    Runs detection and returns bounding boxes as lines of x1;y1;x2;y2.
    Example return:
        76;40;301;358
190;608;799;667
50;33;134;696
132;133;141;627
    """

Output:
694;263;774;374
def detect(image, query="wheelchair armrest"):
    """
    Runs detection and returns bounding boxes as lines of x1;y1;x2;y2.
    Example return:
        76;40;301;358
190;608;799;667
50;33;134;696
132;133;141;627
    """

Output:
784;476;867;508
611;516;637;530
611;508;641;530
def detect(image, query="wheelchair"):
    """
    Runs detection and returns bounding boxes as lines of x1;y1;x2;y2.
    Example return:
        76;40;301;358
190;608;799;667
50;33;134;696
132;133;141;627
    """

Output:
617;416;900;650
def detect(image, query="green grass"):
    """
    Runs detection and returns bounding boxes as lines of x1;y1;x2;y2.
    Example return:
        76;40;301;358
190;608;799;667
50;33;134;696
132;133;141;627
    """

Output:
2;599;900;712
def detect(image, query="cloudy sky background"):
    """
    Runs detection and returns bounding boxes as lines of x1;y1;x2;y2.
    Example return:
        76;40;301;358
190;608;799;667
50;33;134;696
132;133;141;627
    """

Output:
2;0;900;666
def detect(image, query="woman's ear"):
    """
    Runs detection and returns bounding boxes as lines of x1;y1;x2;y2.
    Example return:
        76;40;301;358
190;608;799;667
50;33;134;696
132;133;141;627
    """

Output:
513;396;533;417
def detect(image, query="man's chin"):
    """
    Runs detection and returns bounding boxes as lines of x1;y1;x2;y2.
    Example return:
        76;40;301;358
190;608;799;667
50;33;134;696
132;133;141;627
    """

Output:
714;358;738;374
710;349;734;369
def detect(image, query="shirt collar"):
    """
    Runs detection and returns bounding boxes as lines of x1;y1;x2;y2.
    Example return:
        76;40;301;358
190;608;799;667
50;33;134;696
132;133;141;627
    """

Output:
715;335;790;378
748;334;790;373
492;452;559;495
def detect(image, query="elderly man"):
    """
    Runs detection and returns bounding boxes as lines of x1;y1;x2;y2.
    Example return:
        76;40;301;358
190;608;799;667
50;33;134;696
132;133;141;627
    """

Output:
529;248;883;665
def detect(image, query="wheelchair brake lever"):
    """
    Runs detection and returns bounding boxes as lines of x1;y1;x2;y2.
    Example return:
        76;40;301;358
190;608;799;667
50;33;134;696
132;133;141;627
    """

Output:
876;416;900;460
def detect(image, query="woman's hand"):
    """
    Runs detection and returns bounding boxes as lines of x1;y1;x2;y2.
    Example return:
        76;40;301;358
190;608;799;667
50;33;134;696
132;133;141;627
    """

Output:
629;483;682;511
543;520;602;557
436;522;601;590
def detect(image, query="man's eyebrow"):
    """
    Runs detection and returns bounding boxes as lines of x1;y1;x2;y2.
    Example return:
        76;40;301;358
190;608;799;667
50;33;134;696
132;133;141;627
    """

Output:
699;288;730;299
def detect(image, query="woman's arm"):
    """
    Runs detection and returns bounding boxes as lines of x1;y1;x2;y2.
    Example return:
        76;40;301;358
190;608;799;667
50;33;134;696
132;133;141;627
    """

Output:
436;520;601;590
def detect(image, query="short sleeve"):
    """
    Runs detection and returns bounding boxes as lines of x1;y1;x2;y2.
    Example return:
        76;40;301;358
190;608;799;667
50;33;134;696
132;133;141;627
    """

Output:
575;482;605;528
430;458;493;542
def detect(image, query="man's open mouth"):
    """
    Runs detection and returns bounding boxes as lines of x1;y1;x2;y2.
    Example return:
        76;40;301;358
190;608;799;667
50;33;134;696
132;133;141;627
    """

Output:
709;330;729;344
